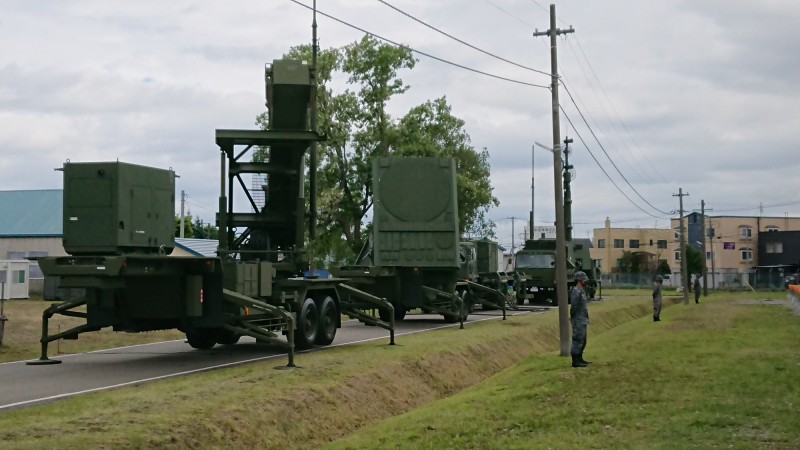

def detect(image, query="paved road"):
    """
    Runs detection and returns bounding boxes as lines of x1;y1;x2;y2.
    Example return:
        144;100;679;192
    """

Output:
0;308;546;412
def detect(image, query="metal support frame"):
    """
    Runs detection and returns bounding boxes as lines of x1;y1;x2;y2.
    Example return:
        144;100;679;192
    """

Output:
222;289;296;367
462;280;508;320
27;298;90;365
337;283;396;345
421;286;465;329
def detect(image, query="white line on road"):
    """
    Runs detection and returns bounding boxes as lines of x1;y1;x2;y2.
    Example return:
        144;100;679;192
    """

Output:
0;311;535;411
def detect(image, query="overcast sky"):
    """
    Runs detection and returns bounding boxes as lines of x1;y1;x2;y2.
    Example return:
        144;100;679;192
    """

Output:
1;0;799;253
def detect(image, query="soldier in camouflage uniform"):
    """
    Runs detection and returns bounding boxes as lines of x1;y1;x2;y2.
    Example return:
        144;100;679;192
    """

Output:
570;271;591;368
653;275;664;322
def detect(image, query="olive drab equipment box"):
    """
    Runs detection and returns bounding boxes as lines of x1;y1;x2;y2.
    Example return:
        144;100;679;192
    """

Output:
372;157;460;269
61;161;175;255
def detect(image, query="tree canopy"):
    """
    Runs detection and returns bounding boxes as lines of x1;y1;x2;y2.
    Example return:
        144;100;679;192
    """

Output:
257;35;498;266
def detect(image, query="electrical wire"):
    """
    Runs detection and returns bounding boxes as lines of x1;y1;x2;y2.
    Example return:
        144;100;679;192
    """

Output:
561;81;672;216
377;0;552;77
559;104;670;220
481;0;537;29
564;38;667;184
288;0;549;89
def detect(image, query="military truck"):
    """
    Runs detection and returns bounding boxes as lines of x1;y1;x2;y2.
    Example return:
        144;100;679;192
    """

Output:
514;238;597;305
458;238;517;311
331;157;467;323
30;59;393;365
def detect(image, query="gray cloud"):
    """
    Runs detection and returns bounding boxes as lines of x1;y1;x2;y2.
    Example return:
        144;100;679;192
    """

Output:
1;0;798;251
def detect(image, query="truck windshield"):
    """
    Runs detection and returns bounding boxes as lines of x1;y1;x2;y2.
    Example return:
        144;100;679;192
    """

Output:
515;253;555;269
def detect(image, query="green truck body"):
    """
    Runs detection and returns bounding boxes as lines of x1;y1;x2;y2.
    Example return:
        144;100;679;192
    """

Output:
331;157;466;322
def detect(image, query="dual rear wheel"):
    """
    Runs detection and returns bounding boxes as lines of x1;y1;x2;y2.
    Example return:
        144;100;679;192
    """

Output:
293;296;338;350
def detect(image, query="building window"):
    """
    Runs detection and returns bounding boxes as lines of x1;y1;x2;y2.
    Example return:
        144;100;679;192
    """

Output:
739;226;752;239
657;240;668;249
765;242;783;254
629;239;640;249
614;239;624;249
13;270;25;283
674;251;681;261
706;251;713;260
766;226;779;232
598;239;606;249
741;248;753;262
674;229;681;239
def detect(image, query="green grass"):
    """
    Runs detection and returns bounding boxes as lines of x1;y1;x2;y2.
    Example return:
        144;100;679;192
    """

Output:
325;291;799;449
0;290;795;449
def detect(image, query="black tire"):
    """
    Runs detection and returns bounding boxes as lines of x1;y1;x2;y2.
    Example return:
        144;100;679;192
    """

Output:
293;298;319;350
216;329;240;346
315;296;337;346
186;330;217;349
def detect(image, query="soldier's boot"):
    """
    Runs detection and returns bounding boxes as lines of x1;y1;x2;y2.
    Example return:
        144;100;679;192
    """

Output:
654;316;660;322
579;353;592;365
571;354;588;368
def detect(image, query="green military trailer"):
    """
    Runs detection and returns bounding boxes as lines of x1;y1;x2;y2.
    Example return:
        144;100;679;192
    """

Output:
458;238;515;312
332;157;467;324
30;59;393;366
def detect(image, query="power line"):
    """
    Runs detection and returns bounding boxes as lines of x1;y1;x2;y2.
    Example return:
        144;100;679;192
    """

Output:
376;0;551;77
288;0;549;89
559;105;670;220
481;0;537;29
561;81;672;216
563;38;667;184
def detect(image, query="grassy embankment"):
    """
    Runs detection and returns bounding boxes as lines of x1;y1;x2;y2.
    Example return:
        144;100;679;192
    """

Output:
0;290;796;449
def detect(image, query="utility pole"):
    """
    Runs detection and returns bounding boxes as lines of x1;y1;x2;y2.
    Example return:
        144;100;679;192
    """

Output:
708;223;716;291
179;190;186;238
309;0;319;240
674;188;689;304
530;144;535;243
507;217;527;254
701;200;708;297
512;217;516;254
563;137;573;243
534;4;574;357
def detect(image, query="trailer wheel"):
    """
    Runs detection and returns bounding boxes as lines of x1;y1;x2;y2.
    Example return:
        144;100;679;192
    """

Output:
315;296;337;346
186;330;217;349
216;329;240;346
294;298;319;350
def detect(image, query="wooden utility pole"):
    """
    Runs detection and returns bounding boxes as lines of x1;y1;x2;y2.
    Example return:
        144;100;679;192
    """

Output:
533;4;574;356
674;188;690;304
701;199;708;296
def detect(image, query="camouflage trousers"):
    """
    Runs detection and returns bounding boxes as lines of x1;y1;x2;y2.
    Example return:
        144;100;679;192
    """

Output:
653;297;662;318
570;320;588;355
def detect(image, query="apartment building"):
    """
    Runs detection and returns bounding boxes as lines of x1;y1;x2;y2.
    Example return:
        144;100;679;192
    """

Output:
590;218;673;282
669;213;800;289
